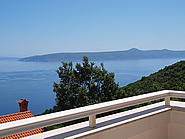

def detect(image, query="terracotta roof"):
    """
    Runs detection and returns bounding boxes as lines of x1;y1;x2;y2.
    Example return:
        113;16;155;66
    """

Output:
0;111;47;139
18;98;29;104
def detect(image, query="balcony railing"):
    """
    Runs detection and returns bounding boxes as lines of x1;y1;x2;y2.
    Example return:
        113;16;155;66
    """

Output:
1;90;185;138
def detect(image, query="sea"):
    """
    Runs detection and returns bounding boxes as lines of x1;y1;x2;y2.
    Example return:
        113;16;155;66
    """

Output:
0;57;184;116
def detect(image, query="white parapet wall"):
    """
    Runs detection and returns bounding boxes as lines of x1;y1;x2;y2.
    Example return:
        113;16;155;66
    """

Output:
1;90;185;139
24;101;185;139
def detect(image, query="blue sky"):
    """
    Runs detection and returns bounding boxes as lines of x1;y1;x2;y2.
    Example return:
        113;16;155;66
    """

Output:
0;0;185;57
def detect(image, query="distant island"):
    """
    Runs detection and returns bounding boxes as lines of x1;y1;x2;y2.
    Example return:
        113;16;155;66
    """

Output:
19;48;185;62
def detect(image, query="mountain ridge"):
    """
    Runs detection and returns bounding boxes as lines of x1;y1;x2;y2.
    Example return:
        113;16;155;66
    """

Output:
19;48;185;62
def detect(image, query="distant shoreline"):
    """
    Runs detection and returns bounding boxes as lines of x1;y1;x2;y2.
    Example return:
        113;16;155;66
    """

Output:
19;48;185;62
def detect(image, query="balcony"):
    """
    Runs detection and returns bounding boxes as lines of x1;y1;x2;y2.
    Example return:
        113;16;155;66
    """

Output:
1;90;185;139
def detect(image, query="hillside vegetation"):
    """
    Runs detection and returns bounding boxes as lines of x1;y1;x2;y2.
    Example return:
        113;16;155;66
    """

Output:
121;60;185;97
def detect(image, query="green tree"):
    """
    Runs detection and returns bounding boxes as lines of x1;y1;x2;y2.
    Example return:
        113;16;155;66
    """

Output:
53;56;123;111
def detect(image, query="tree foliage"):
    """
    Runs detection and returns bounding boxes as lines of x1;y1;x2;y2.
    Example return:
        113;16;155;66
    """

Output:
43;60;185;115
53;56;123;111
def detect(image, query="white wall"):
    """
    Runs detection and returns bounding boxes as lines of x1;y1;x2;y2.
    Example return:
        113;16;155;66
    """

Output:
81;111;170;139
80;110;185;139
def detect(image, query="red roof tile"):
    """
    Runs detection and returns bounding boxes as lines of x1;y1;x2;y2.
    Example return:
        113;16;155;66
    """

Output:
0;111;47;139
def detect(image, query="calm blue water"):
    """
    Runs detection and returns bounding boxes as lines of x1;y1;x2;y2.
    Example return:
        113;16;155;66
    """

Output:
0;58;184;116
